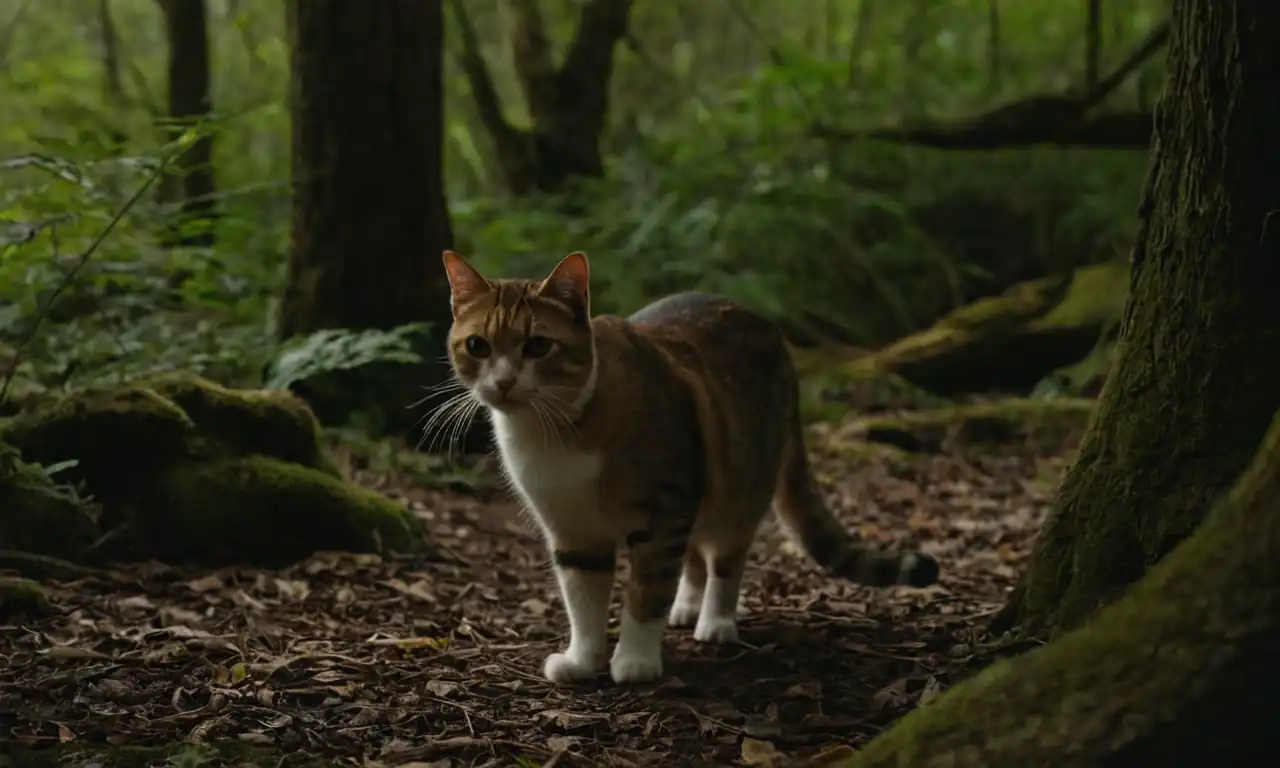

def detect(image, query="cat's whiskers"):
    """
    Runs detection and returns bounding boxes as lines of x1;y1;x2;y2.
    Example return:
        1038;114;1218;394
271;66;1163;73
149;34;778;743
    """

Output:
417;390;479;455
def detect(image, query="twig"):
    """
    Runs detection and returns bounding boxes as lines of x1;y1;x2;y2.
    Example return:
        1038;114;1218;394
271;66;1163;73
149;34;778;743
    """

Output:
0;142;191;408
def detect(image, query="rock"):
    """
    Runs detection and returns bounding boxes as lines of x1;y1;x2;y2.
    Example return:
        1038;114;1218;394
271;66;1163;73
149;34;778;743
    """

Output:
0;576;54;620
141;455;421;567
1;385;195;510
0;443;99;560
144;371;338;475
0;374;418;567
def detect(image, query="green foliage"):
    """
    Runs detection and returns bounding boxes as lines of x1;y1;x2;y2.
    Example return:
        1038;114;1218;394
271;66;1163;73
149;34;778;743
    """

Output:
0;0;1165;396
265;324;431;391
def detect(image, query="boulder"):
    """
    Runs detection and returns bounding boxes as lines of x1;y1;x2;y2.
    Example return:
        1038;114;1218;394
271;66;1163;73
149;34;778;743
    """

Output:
0;374;419;567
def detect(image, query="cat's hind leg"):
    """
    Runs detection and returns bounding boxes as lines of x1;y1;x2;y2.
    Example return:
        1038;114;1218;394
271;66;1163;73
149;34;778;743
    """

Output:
668;550;707;627
693;545;748;644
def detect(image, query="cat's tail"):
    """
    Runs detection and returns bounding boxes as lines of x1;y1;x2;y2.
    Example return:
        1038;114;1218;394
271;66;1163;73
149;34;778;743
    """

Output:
772;419;939;588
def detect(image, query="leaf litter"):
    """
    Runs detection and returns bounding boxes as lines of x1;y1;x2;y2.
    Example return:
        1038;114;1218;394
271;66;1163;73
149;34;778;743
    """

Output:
0;420;1069;766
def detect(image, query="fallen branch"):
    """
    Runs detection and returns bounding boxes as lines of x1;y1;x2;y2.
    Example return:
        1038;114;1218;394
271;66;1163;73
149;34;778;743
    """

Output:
818;18;1168;151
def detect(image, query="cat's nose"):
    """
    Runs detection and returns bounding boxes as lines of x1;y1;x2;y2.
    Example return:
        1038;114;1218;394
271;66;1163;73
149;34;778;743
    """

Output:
494;375;517;395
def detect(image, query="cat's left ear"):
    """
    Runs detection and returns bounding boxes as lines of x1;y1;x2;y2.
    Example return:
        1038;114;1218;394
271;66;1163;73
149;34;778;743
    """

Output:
442;250;492;309
537;251;591;320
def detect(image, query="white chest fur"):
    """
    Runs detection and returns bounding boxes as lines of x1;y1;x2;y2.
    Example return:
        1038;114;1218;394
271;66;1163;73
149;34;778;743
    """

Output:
490;412;604;536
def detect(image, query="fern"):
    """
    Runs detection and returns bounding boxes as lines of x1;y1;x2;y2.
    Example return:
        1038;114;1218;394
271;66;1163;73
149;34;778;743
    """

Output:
265;323;432;390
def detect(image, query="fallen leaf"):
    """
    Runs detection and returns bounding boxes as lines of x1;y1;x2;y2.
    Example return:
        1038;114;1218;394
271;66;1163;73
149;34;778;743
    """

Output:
184;575;224;593
425;679;459;698
741;737;784;766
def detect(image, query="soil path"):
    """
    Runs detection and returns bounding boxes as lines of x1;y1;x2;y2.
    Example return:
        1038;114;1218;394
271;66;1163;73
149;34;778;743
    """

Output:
0;427;1066;766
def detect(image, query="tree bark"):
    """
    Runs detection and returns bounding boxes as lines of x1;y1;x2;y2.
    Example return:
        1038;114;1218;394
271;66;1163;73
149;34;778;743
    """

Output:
157;0;217;247
280;0;453;338
449;0;633;196
992;0;1280;640
843;407;1280;767
279;0;455;433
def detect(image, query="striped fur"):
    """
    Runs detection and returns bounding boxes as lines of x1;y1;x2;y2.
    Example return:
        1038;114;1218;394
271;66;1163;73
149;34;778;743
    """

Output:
437;251;938;686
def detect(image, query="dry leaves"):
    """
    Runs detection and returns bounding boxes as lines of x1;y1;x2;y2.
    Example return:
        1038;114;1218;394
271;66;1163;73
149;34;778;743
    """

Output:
0;422;1063;766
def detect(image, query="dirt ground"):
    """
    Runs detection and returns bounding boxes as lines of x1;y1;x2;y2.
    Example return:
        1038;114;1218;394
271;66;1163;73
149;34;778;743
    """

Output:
0;418;1070;767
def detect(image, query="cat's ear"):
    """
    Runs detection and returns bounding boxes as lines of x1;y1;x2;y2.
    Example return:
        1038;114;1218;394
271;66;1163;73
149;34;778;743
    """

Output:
442;250;491;307
537;252;590;319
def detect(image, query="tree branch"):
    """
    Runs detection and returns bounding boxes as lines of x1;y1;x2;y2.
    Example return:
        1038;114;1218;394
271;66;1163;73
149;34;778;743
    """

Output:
819;17;1169;151
506;0;559;127
555;0;633;136
445;0;523;152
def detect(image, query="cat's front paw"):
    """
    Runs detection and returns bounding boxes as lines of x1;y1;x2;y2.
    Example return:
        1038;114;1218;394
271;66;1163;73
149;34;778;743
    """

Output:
610;649;663;684
543;651;602;684
667;600;701;627
693;616;739;644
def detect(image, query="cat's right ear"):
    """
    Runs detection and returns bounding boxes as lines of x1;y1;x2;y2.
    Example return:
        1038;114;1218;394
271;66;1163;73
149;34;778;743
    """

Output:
442;250;491;309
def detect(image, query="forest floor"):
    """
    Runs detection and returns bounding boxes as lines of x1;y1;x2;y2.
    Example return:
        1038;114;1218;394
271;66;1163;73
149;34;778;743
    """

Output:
0;412;1073;768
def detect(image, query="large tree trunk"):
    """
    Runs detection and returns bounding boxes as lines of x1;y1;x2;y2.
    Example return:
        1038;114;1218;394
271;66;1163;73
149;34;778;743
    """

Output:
843;407;1280;767
279;0;454;431
157;0;217;247
449;0;633;196
991;0;1280;640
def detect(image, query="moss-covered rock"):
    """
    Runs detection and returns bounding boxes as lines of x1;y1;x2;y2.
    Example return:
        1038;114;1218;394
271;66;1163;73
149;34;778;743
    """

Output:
142;371;338;475
792;345;952;423
0;443;100;560
0;374;416;568
849;398;1097;453
141;456;420;567
1;385;195;509
843;260;1130;396
0;576;54;620
0;482;99;560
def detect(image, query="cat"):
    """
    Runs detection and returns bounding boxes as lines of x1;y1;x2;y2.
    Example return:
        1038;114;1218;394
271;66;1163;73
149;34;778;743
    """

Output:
437;250;939;685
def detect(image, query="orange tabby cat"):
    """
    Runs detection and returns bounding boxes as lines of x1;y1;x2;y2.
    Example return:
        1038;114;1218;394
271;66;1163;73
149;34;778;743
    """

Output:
438;250;938;685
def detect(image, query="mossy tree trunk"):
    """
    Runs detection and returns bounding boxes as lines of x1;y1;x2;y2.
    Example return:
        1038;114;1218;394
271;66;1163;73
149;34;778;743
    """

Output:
156;0;217;247
993;0;1280;640
450;0;633;196
843;408;1280;767
278;0;455;433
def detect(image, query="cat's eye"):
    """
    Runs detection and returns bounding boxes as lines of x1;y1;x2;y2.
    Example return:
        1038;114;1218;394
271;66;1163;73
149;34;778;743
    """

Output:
464;335;491;358
524;335;554;358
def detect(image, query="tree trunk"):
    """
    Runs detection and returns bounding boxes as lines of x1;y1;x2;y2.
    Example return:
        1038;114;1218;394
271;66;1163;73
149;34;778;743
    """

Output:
450;0;633;197
992;0;1280;640
157;0;217;247
279;0;455;432
844;407;1280;767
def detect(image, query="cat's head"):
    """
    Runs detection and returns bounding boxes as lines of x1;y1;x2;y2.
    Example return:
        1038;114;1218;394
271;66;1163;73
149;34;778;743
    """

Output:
441;250;596;414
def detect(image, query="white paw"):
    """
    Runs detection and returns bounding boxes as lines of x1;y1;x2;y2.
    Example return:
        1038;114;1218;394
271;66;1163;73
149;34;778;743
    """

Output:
668;600;701;627
692;616;739;644
543;651;601;684
610;649;663;684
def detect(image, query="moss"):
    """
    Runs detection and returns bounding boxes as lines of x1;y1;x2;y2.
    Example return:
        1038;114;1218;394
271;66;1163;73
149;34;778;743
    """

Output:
849;398;1097;454
140;455;420;567
143;371;339;475
846;260;1129;395
792;346;952;422
0;576;53;620
0;483;99;560
841;410;1280;767
0;385;195;509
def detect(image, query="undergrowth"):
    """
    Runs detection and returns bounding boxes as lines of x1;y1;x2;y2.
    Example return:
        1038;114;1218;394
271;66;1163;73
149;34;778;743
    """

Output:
0;1;1153;405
